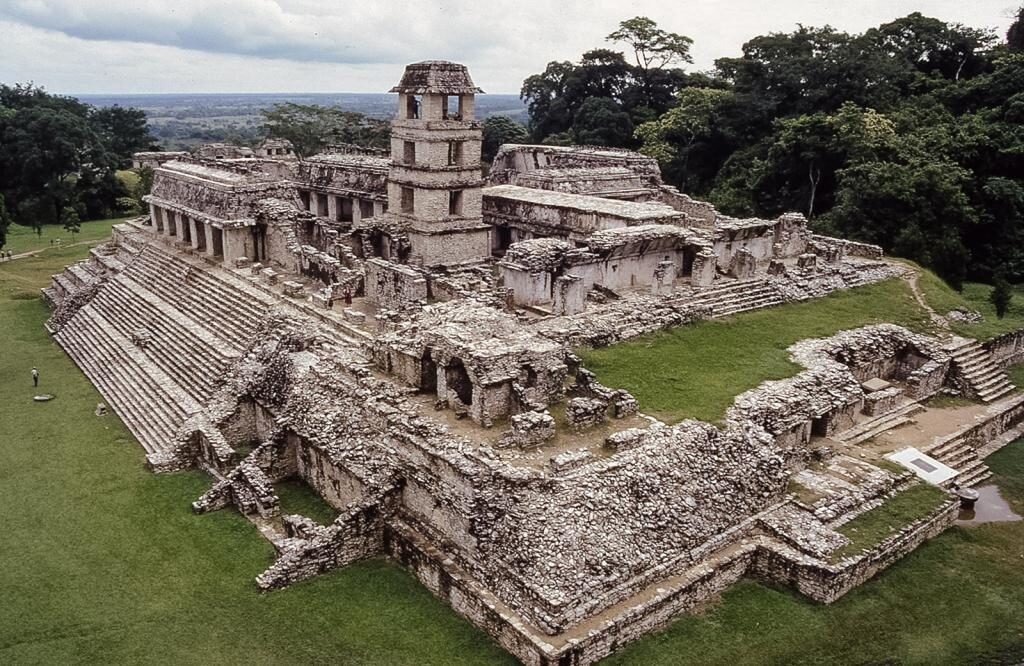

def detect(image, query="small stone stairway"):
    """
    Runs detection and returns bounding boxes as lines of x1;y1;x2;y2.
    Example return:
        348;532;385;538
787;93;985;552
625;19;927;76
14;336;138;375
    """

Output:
925;436;992;488
674;278;787;318
945;338;1015;403
836;402;924;445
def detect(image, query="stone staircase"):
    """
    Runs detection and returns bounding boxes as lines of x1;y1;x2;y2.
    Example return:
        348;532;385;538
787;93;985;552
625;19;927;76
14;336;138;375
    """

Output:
946;338;1015;403
678;278;787;318
924;435;992;488
87;274;241;403
836;402;924;445
54;302;202;454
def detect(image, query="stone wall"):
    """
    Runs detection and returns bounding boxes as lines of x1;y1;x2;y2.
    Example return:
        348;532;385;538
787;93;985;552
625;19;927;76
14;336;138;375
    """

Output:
984;327;1024;368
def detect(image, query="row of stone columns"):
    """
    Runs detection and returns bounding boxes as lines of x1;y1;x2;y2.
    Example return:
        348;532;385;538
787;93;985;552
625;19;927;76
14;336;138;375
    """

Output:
150;205;223;259
298;190;385;225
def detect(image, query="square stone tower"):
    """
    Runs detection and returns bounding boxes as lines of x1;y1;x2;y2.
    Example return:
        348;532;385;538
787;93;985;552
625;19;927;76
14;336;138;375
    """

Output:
388;61;491;266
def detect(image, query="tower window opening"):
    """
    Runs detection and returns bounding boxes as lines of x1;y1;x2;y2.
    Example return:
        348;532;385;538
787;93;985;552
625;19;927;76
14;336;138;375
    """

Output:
449;190;464;216
403;141;416;165
401;187;415;214
447;141;464;166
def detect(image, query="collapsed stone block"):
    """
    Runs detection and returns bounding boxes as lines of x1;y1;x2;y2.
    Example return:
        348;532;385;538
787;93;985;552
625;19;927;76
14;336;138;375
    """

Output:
260;267;279;284
501;410;556;448
565;397;607;430
250;262;264;276
234;256;251;269
767;259;787;276
343;308;366;324
728;247;757;279
797;253;818;270
548;448;593;474
282;280;304;297
862;387;904;416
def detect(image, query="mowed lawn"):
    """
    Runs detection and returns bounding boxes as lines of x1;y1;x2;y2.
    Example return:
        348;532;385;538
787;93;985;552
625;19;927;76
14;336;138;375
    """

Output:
1;217;129;255
2;248;1023;665
579;278;934;424
0;247;514;665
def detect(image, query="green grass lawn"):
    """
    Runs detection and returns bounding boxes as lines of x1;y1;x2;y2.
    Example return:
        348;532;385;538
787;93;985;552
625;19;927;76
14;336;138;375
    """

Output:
912;264;1024;340
3;247;1023;665
832;483;949;561
579;279;933;423
276;479;339;525
1;217;130;255
1008;363;1024;390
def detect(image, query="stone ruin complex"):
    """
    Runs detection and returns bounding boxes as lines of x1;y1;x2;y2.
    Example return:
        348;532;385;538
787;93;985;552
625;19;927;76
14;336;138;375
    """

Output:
45;61;1024;665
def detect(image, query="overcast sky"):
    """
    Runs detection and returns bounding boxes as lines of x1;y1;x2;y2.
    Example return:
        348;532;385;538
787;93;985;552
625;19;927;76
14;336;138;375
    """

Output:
0;1;1017;95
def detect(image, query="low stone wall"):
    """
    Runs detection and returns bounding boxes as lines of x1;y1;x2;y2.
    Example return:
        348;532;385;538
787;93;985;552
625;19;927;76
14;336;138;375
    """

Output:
984;327;1024;369
810;234;884;260
752;497;958;603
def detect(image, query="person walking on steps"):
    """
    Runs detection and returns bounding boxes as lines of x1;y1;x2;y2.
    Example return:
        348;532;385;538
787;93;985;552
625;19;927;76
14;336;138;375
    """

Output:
31;367;39;387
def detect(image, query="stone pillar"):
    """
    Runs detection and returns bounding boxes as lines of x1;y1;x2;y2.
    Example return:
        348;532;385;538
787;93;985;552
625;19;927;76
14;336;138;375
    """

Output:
327;195;338;222
189;218;201;250
691;249;717;288
153;207;165;233
204;222;216;257
352;198;362;225
374;201;385;217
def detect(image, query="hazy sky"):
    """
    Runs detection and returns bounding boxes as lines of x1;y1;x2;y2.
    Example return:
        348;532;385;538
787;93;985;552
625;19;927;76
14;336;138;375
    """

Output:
0;1;1017;95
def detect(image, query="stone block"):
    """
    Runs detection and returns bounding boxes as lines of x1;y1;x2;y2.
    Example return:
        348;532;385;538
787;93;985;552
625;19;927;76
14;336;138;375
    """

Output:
234;256;251;269
282;280;304;297
343;308;367;324
250;262;264;276
565;397;607;430
797;253;818;270
260;267;279;285
502;410;556;449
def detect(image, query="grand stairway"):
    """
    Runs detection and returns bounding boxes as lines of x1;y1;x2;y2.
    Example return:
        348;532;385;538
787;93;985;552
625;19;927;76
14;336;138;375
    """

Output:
51;241;283;456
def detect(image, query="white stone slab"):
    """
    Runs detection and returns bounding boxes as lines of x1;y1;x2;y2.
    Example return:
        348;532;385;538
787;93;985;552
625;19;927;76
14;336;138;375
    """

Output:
885;447;958;485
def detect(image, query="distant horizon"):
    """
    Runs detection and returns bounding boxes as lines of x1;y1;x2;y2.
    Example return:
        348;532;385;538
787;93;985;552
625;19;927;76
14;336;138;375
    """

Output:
1;1;1012;96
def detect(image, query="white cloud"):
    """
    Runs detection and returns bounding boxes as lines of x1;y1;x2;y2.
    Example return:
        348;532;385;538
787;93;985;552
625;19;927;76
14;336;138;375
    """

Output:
0;1;1015;93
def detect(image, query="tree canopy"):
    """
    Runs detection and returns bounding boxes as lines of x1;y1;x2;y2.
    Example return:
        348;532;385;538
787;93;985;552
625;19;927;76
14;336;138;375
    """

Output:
522;11;1024;285
0;84;155;239
261;103;389;157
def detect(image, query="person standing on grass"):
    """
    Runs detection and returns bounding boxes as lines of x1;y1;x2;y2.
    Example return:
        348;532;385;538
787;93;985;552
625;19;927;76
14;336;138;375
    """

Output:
31;367;39;387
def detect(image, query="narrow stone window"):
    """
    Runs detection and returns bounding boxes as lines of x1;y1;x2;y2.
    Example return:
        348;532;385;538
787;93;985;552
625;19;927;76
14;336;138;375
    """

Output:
401;187;415;214
447;141;464;166
403;141;416;165
449;190;463;216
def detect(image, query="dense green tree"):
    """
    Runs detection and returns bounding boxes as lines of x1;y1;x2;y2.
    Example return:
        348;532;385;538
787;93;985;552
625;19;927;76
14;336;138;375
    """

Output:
635;88;731;191
90;106;156;167
573;97;634;147
1009;6;1024;51
0;193;10;250
261;103;389;157
0;83;137;228
990;276;1014;318
60;206;80;236
481;115;528;162
522;17;694;145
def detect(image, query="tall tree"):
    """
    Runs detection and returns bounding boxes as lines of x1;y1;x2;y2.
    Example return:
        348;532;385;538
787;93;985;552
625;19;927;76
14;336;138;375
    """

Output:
607;16;693;110
482;115;528;162
261;103;389;157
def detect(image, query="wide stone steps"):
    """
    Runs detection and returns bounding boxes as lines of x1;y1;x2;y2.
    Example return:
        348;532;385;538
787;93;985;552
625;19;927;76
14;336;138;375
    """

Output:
89;276;238;403
138;247;273;326
673;279;787;319
124;248;269;346
55;304;201;454
837;403;923;445
947;339;1015;403
925;437;991;489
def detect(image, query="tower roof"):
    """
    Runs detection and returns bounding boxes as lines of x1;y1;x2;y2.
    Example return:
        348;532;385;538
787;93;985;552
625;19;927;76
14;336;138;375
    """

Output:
389;60;484;95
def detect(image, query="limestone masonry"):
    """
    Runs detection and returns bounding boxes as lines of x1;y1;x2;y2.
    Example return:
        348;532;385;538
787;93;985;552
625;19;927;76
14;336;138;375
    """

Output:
45;62;1023;665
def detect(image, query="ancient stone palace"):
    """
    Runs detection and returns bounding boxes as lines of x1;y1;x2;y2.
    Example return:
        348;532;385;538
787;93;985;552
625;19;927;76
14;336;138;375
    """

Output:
45;61;1024;665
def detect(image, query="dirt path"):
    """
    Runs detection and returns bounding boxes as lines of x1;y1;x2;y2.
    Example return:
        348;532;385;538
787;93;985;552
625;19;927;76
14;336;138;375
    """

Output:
2;238;103;262
903;269;951;334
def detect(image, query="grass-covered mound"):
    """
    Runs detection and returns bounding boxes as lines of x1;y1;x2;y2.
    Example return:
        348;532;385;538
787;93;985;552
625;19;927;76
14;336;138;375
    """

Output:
911;263;1024;340
578;279;933;424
